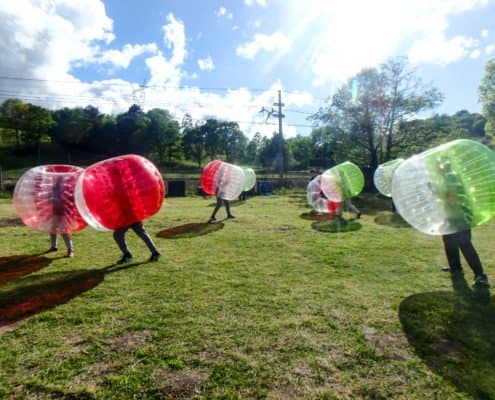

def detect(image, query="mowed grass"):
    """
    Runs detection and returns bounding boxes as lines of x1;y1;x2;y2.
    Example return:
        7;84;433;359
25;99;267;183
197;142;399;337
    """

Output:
1;192;495;399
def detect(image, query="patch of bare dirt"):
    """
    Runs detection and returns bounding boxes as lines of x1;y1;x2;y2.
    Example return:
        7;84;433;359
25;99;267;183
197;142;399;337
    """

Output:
362;325;412;360
150;368;209;398
107;329;154;353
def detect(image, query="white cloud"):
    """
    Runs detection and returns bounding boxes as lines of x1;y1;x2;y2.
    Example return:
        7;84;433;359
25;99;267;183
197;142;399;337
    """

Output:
409;35;479;65
244;0;268;7
236;32;292;59
198;56;215;71
283;0;492;86
216;6;233;19
88;43;159;69
481;29;489;37
486;44;495;54
162;13;186;66
0;0;113;81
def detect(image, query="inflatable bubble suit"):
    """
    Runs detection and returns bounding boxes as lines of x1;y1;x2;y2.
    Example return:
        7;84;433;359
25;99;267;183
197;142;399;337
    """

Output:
320;161;364;202
75;154;165;231
373;158;404;197
243;168;256;192
391;139;495;235
200;160;245;201
13;165;87;234
307;175;339;213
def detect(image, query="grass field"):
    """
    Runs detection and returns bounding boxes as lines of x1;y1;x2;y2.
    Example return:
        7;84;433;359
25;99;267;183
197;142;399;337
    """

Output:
1;192;494;399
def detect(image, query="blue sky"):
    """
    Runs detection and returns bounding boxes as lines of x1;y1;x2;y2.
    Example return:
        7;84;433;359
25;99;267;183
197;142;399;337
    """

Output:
1;0;495;139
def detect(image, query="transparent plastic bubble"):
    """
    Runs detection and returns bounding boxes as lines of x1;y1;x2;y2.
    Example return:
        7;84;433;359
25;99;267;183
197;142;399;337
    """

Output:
392;139;495;235
75;155;165;231
320;161;364;201
243;168;256;192
200;160;245;201
13;165;87;234
373;158;404;197
306;175;339;213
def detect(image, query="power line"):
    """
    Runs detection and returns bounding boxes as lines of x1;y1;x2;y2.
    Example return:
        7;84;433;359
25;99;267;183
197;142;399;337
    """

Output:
0;75;327;99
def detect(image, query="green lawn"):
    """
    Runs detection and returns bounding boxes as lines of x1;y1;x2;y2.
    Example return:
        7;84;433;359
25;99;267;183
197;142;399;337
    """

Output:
1;192;494;399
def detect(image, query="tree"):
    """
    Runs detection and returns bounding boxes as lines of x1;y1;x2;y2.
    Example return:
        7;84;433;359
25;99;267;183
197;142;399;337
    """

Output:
22;103;56;162
0;99;28;149
288;135;313;169
183;123;207;168
147;108;181;164
479;58;495;143
244;132;263;164
310;57;443;173
222;122;246;163
115;104;151;154
51;107;96;147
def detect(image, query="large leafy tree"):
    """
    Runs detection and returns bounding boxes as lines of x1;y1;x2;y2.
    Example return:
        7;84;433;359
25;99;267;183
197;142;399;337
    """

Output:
115;104;150;154
479;58;495;143
22;103;56;162
51;106;97;147
311;57;443;172
0;99;28;148
147;108;181;164
182;122;207;168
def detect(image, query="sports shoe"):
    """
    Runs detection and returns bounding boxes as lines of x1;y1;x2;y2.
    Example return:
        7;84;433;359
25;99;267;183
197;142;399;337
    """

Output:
47;246;58;252
356;211;361;219
117;253;133;264
227;214;235;219
67;249;74;258
148;252;161;262
473;274;490;289
208;217;217;224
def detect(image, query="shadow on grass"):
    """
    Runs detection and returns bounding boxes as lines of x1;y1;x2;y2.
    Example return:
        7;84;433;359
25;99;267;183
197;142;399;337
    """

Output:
0;255;52;282
0;269;104;327
0;257;149;328
374;211;411;229
156;222;224;239
399;274;495;399
0;217;24;227
300;211;336;221
311;218;362;233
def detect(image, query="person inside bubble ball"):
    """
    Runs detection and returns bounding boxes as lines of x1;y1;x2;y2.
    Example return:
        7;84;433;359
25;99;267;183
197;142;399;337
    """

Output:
47;176;74;258
336;199;361;220
434;161;490;288
208;195;235;223
113;221;161;264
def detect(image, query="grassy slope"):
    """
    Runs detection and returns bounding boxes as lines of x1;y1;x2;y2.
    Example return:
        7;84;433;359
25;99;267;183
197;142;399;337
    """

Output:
0;193;494;399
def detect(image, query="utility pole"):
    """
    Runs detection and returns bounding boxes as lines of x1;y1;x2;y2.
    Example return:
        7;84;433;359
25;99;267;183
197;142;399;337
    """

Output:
260;90;285;178
273;90;285;178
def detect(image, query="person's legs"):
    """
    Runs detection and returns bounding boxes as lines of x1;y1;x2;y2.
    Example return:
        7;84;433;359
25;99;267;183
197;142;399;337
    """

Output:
113;226;132;259
209;197;223;221
457;230;485;277
346;200;361;218
130;222;160;259
442;233;462;271
61;233;74;257
224;200;234;218
49;234;58;251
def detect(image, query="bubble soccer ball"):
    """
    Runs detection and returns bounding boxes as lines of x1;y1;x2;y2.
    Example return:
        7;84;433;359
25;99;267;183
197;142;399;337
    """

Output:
307;175;339;214
392;139;495;235
13;165;87;234
373;159;404;197
200;160;245;201
75;155;165;231
320;161;364;202
243;168;256;192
